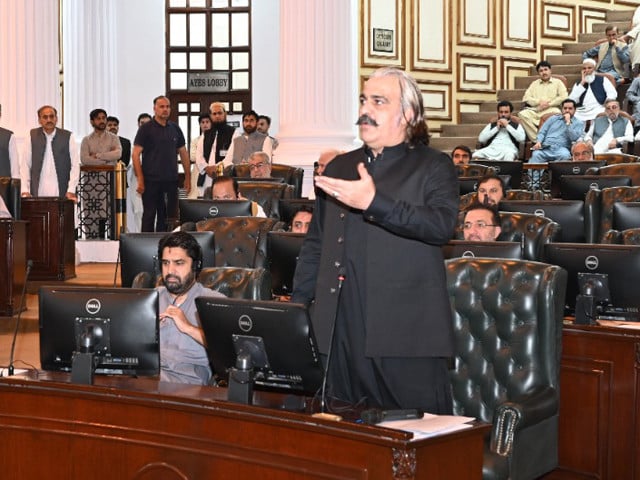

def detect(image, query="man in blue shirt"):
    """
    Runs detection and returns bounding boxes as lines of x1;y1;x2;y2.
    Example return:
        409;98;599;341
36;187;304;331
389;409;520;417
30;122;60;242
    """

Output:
529;98;585;164
132;96;191;232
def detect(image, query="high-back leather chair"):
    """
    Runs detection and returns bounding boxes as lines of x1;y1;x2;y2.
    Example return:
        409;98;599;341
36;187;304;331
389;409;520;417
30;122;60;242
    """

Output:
584;186;640;242
195;216;277;268
585;163;640;186
459;190;548;211
131;266;272;300
446;257;567;480
231;163;304;198
594;153;640;165
600;227;640;244
237;181;295;219
455;163;497;177
0;177;21;219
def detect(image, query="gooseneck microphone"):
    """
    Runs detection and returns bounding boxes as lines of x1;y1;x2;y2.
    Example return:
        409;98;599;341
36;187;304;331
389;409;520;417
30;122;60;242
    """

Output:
8;259;33;376
313;267;347;420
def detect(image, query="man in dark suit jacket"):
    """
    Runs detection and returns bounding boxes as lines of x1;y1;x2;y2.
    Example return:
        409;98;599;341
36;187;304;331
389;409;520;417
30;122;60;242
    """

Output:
292;68;459;413
107;116;131;166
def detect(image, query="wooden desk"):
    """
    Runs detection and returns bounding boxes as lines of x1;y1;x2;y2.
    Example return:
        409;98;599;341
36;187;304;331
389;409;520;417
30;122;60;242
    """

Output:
543;323;640;479
21;197;76;280
0;373;488;479
0;219;27;316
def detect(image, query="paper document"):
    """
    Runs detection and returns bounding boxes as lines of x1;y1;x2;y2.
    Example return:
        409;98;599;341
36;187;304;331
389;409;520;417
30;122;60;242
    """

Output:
379;413;476;440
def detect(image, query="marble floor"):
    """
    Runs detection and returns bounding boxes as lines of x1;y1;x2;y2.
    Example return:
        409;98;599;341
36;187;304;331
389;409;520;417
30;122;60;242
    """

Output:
0;263;119;373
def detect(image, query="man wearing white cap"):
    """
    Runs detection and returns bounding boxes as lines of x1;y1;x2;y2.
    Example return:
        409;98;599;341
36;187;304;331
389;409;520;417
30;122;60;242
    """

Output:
568;58;618;124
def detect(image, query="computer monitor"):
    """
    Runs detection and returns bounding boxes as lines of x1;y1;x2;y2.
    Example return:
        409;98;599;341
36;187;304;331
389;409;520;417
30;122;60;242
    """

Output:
178;199;253;224
39;286;160;376
278;199;315;226
613;202;640;231
543;243;640;314
498;199;586;242
236;177;285;184
196;297;324;394
558;175;632;200
458;177;479;195
442;240;524;260
548;161;606;198
471;160;523;189
119;231;215;288
266;231;306;296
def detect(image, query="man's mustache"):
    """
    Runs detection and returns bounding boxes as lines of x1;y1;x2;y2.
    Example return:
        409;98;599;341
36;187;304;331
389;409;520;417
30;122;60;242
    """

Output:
356;114;378;127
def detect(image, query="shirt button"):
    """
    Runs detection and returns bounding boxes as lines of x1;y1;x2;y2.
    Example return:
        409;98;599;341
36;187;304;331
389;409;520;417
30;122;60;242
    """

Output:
334;261;341;268
367;215;375;221
339;213;345;219
337;236;344;244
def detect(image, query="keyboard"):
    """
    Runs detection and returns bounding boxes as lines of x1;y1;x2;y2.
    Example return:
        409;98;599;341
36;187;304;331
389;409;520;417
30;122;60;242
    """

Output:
597;306;640;322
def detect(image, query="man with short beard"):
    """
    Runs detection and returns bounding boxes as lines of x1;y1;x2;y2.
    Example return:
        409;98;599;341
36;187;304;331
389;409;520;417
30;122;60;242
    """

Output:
156;231;224;384
569;58;618;124
585;99;634;154
225;110;273;165
195;102;237;194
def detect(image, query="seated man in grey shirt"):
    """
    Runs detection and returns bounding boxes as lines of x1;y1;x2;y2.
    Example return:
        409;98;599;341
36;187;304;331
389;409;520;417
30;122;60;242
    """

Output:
156;231;224;384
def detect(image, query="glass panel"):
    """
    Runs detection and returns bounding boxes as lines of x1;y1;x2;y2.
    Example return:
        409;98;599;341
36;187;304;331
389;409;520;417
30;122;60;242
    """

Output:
212;0;229;7
212;52;229;70
171;72;188;90
232;71;249;90
190;52;206;70
169;0;187;6
231;0;249;6
211;13;229;48
189;13;206;46
231;13;249;46
170;52;187;70
178;116;190;139
232;102;243;113
190;0;206;7
191;116;202;140
191;102;201;110
232;52;249;70
169;14;187;47
178;103;189;113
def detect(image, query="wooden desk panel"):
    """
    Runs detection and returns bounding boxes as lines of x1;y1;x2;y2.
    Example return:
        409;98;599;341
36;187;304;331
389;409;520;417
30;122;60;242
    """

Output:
0;219;27;316
544;324;640;480
0;373;488;479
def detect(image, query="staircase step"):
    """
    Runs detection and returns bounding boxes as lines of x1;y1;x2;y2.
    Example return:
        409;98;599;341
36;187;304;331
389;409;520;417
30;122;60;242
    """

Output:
547;54;582;66
606;10;635;22
497;89;525;102
591;21;630;33
579;32;609;43
562;43;593;54
545;64;582;76
441;124;486;137
460;112;497;123
430;136;478;153
515;74;580;89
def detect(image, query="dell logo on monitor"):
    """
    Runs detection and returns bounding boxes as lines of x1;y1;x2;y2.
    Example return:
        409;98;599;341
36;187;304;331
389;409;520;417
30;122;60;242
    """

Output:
462;250;476;257
585;255;599;270
238;314;253;332
572;166;581;174
209;205;219;216
85;298;101;315
534;208;545;217
589;183;599;190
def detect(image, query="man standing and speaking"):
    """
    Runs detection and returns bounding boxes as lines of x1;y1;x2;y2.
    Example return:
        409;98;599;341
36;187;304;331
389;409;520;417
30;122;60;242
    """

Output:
292;67;459;414
132;96;191;232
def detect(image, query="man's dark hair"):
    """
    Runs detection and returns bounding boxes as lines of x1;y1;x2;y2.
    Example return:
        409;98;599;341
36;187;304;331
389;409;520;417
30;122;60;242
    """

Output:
464;201;501;227
158;231;203;274
536;60;552;71
211;175;239;197
258;115;271;126
198;112;210;122
477;173;507;194
294;205;314;216
37;105;58;117
497;100;514;112
89;108;107;121
137;113;151;123
451;145;472;157
153;95;168;106
562;98;577;109
605;25;618;34
242;110;259;122
106;116;119;124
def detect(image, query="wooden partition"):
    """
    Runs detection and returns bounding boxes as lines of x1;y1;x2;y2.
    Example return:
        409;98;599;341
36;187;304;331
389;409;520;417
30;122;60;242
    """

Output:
0;219;27;316
21;197;76;281
0;373;488;479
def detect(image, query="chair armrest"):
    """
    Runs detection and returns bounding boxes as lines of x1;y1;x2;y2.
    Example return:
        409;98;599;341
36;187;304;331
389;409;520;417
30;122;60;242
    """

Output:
131;271;157;289
490;386;558;456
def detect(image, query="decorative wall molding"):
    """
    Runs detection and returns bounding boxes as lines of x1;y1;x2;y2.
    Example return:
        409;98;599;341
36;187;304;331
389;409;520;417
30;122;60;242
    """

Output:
457;54;496;93
410;0;451;71
419;81;452;121
458;0;495;47
542;3;576;40
501;57;536;90
578;7;607;34
361;0;404;67
501;0;536;51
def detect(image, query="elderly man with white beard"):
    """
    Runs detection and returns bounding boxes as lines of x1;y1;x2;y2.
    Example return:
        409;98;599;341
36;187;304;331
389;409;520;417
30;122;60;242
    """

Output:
569;58;618;125
584;99;634;154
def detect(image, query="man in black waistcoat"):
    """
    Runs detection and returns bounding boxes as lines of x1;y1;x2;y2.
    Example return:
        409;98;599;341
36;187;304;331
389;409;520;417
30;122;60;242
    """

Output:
0;104;20;179
292;67;459;413
20;105;80;201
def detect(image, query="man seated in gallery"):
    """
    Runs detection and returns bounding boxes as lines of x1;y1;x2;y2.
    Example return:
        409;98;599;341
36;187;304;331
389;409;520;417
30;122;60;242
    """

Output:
462;202;502;242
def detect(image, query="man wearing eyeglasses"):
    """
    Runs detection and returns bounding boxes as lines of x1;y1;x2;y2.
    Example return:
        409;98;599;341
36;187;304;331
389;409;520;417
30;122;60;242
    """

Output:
248;151;272;178
462;203;502;242
476;174;506;206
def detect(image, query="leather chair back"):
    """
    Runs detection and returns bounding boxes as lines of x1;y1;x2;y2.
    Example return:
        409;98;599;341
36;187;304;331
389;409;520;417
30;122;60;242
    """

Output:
455;163;496;177
131;267;272;301
601;227;640;244
585;163;640;186
594;153;640;165
196;216;277;268
231;163;304;198
0;177;21;219
584;186;640;242
446;257;567;480
497;212;561;261
459;189;548;211
237;181;294;219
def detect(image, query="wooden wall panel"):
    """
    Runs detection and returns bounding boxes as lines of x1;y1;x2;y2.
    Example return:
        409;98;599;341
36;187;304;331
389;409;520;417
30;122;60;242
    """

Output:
411;0;451;71
419;81;452;121
459;0;495;47
501;57;536;90
502;0;536;50
542;3;576;40
361;0;404;67
457;54;496;93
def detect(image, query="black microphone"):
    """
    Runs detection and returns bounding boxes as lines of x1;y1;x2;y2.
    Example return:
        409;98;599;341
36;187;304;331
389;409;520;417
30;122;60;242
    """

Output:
314;267;347;419
361;408;424;425
7;259;33;376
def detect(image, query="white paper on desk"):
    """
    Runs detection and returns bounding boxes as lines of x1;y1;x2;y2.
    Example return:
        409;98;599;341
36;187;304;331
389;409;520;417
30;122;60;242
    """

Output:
379;413;476;440
597;320;640;330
